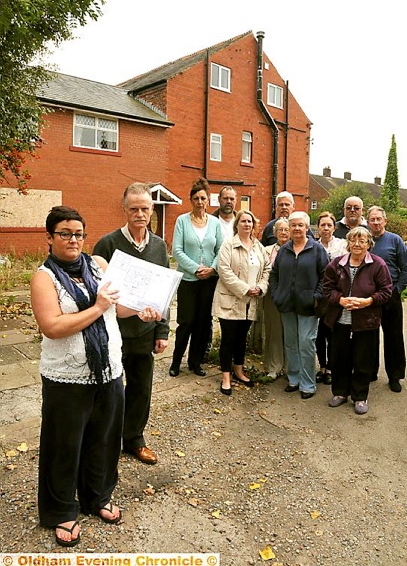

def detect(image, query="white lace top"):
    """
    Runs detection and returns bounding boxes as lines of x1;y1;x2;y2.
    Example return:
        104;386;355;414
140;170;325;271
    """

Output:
38;262;123;384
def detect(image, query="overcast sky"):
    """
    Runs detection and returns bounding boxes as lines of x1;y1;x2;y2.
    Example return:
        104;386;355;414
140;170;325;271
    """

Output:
43;0;407;187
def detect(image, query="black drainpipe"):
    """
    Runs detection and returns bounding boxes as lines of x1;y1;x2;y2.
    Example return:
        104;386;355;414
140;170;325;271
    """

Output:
256;30;279;219
203;49;210;178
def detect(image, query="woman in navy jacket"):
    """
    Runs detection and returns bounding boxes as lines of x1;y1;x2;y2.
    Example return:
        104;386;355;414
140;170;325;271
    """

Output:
269;211;329;399
323;227;392;414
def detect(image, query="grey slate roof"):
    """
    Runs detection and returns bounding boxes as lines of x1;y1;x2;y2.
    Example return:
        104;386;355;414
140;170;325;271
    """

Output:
310;173;407;206
37;72;173;126
118;31;253;92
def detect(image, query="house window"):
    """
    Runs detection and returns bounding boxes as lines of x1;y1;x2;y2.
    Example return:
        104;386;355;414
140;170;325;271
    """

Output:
210;133;222;161
241;195;251;210
311;201;318;210
242;131;252;163
267;83;283;109
74;113;118;151
211;63;231;92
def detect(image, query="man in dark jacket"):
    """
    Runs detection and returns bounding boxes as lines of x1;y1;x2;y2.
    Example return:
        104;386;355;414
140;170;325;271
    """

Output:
367;205;407;392
334;196;367;238
94;183;169;465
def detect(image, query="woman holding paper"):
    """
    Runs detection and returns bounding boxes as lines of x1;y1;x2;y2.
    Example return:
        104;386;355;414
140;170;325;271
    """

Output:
30;205;160;547
170;177;223;377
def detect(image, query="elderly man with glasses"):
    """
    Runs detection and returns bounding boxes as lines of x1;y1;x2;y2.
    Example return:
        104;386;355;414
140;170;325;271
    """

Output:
334;196;367;239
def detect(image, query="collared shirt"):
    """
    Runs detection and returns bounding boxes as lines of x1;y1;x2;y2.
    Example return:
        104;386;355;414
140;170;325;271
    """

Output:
121;223;149;253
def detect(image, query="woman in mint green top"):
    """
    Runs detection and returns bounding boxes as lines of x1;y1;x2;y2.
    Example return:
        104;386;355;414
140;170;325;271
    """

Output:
170;178;223;377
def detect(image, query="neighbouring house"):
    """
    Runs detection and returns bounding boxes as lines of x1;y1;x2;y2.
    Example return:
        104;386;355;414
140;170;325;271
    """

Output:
309;166;407;211
1;30;312;255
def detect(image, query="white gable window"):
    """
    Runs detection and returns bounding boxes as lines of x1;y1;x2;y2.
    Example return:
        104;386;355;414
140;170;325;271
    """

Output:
211;63;231;92
74;113;118;151
210;133;222;161
267;83;283;109
242;131;252;163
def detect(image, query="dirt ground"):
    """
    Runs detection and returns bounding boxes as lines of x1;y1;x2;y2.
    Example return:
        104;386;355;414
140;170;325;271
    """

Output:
1;298;407;565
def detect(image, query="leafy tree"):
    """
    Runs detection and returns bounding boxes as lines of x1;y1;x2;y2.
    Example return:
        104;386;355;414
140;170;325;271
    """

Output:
310;182;373;224
0;0;104;190
380;134;400;212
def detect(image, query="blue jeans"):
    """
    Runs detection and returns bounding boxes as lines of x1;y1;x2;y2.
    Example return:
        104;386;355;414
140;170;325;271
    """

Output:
281;312;318;393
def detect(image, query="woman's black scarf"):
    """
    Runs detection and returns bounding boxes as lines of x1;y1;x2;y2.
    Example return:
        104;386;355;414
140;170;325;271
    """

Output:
44;252;111;386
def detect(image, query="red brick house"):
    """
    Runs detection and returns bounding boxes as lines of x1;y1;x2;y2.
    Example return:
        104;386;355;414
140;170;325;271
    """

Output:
1;30;311;255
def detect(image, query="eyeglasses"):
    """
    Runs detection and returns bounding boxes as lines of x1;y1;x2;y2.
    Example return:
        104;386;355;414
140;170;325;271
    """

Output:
53;231;87;241
349;239;368;245
346;205;361;211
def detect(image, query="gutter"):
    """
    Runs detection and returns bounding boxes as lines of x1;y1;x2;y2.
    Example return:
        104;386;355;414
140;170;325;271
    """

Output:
256;31;279;219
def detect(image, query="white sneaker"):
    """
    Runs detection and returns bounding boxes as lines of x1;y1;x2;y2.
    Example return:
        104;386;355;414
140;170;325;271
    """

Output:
266;372;278;382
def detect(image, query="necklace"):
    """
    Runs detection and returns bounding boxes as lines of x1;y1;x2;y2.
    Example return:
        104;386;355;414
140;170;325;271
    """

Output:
191;213;207;225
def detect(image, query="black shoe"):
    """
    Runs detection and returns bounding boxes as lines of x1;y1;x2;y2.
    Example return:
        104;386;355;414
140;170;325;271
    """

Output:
324;373;332;385
316;370;325;383
220;384;232;396
389;379;402;393
193;365;206;377
301;391;315;399
169;365;180;377
232;372;254;387
284;384;299;393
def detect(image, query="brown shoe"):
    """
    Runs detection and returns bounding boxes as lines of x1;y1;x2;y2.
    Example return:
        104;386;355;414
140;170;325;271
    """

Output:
131;446;158;465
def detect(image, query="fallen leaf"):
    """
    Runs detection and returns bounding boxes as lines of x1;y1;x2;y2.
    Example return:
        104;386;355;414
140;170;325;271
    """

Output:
151;430;161;436
211;509;221;518
6;450;17;458
5;464;17;470
310;510;321;520
175;450;185;457
259;478;268;483
249;482;261;490
212;431;222;437
259;545;275;560
143;484;155;495
17;442;28;452
2;334;6;338
213;408;222;414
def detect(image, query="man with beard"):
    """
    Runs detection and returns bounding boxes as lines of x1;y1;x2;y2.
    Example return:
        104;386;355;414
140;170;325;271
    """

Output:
212;186;237;238
334;196;367;238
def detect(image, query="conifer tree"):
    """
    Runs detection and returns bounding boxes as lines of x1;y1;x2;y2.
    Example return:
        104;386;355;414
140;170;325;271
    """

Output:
380;134;400;212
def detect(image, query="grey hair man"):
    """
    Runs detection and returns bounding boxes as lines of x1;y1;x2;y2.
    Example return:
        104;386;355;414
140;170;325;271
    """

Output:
367;205;407;392
334;196;367;238
261;191;314;246
93;182;170;464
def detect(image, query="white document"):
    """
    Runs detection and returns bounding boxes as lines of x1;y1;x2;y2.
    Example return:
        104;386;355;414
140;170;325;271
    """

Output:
100;249;182;318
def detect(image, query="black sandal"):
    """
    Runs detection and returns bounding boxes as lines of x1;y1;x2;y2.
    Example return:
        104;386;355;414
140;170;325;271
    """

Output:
98;502;122;524
55;520;80;547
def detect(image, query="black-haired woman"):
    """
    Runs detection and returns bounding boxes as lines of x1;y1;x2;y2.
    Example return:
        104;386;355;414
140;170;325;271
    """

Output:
31;206;160;547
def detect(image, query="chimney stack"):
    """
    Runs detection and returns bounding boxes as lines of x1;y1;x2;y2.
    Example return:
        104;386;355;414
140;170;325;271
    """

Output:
374;176;381;185
323;166;331;177
344;172;352;181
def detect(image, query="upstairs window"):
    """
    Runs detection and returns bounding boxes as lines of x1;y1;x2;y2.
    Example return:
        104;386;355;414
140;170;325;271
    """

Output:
267;83;283;109
211;63;231;92
74;113;118;151
242;131;252;163
210;133;222;161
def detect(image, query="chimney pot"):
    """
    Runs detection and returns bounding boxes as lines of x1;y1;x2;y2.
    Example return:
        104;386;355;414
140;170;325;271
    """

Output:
323;166;331;177
344;172;351;181
374;176;381;185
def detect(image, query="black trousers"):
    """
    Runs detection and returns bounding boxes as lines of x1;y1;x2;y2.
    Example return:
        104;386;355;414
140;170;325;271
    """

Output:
172;278;217;368
331;324;377;401
38;376;124;527
372;290;406;381
315;316;332;370
219;318;252;372
122;331;155;451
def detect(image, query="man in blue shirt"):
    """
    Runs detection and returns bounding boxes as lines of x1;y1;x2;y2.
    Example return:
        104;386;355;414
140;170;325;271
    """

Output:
367;205;407;392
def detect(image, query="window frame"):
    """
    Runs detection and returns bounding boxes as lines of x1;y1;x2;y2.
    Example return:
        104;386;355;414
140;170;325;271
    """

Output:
211;63;231;93
267;83;284;109
73;112;119;152
210;133;222;162
241;131;252;163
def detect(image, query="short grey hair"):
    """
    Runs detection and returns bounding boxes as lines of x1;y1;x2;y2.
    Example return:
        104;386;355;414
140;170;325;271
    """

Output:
367;205;387;220
273;217;289;235
288;211;310;227
276;191;294;205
